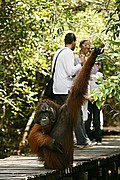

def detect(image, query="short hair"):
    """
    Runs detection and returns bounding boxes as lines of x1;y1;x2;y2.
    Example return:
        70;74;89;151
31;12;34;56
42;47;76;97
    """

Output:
64;33;76;44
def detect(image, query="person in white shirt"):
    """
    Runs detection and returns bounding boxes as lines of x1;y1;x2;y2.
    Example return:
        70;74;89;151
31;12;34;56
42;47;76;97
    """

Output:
52;33;82;105
75;39;103;144
73;39;96;146
53;34;93;146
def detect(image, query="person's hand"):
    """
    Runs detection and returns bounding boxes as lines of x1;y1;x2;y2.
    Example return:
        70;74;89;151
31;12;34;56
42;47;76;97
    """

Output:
79;54;86;66
88;97;94;102
100;102;105;110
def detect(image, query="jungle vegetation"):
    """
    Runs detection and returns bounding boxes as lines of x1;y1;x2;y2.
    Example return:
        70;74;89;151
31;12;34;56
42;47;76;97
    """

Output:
0;0;119;157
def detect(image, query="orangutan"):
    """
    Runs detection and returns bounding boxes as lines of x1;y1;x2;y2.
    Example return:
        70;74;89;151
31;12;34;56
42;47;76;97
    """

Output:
28;47;103;170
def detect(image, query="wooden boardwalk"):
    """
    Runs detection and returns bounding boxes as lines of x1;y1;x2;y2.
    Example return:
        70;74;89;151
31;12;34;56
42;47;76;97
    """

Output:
0;134;120;180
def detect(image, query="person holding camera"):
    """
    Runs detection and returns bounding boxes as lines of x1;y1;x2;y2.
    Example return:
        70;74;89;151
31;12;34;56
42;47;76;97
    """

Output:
74;39;96;146
74;39;103;145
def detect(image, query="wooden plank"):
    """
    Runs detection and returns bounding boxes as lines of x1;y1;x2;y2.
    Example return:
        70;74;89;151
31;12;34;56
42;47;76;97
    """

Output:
0;135;120;180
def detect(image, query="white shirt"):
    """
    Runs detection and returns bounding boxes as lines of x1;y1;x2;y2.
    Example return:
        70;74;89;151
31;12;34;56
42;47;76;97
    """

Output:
52;47;81;94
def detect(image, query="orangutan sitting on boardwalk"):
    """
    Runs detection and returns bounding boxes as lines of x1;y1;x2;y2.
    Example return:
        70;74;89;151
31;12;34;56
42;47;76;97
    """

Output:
28;47;103;170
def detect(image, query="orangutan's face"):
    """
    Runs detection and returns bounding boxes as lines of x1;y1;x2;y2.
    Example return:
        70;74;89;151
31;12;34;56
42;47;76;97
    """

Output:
35;102;56;133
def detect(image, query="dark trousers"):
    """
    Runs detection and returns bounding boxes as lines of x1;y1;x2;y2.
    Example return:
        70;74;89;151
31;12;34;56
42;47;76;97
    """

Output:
85;101;102;142
55;94;68;106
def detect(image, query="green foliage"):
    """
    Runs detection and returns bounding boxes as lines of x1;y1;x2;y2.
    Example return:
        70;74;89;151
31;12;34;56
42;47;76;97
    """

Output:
90;0;120;122
0;0;119;157
105;0;120;40
91;38;120;122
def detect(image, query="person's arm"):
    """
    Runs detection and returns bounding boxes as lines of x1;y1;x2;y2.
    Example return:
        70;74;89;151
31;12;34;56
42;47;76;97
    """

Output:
64;51;81;76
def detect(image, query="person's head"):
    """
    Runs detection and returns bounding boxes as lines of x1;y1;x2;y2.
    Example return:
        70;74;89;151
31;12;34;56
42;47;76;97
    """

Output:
79;39;91;55
64;33;76;51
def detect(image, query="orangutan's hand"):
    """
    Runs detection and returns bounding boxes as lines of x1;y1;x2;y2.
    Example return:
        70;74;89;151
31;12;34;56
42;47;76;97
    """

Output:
48;139;63;153
92;47;104;59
